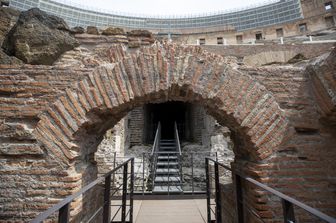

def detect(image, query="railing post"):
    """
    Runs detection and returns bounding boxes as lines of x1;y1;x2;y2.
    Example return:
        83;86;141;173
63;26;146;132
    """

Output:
58;203;70;223
121;162;128;222
179;153;183;192
235;174;244;223
214;161;222;223
142;153;145;195
282;199;296;223
112;152;116;184
103;175;111;223
191;153;194;194
205;158;211;223
151;154;155;191
130;159;134;223
168;153;170;196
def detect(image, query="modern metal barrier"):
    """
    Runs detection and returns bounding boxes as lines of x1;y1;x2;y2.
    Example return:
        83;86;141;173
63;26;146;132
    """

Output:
150;122;161;191
112;151;217;196
205;157;336;223
30;158;134;223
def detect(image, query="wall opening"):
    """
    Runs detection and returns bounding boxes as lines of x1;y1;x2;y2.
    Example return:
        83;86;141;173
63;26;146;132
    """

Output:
28;42;294;223
236;35;243;43
299;23;307;33
256;32;263;40
95;102;235;194
276;28;284;37
144;101;190;141
217;37;223;45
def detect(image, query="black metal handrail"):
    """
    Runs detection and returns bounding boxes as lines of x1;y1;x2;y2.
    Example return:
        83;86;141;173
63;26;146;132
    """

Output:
151;122;161;156
174;121;183;193
113;151;218;195
205;157;336;223
150;122;161;190
174;121;182;156
30;158;134;223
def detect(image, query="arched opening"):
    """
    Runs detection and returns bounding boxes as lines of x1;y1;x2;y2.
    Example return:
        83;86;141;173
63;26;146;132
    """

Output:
32;43;290;222
96;101;235;193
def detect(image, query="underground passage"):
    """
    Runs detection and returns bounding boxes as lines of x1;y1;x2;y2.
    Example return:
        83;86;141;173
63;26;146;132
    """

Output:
144;101;191;142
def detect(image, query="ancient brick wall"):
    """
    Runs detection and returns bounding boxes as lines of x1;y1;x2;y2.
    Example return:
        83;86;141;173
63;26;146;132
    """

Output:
0;66;92;220
238;63;336;220
0;43;335;222
202;43;334;59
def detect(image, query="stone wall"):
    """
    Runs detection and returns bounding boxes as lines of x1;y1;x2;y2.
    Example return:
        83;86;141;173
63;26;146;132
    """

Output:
126;106;145;146
201;43;335;59
0;43;335;222
95;119;126;178
237;58;336;221
0;66;92;221
181;125;234;192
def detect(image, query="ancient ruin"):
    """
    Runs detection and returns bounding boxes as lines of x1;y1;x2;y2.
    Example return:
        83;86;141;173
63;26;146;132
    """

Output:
0;0;335;222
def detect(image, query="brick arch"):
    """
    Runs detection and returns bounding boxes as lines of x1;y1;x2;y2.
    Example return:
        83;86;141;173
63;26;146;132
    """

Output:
33;42;289;168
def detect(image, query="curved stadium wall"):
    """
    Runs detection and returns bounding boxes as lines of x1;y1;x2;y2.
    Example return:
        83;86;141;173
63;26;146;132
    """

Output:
9;0;303;32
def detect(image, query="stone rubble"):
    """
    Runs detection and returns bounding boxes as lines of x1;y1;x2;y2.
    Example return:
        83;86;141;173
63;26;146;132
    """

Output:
2;8;79;65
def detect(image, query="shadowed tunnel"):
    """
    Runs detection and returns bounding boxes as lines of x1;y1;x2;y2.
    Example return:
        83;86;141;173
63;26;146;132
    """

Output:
144;101;191;141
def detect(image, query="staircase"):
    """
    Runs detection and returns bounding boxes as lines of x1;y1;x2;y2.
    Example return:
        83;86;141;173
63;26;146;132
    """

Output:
153;139;183;193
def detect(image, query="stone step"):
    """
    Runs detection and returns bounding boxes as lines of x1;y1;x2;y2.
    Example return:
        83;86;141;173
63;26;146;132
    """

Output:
153;185;183;193
154;176;181;183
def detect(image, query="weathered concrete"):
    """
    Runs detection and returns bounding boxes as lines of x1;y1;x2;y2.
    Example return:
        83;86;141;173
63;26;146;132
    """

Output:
0;42;335;222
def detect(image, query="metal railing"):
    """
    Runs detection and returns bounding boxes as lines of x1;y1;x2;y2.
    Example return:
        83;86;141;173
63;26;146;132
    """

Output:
150;122;161;191
173;121;183;194
205;157;336;223
30;158;134;223
174;122;182;156
111;151;217;195
150;122;161;156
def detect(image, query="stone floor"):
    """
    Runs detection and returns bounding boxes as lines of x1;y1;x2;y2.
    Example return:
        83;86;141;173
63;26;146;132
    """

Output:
133;199;207;223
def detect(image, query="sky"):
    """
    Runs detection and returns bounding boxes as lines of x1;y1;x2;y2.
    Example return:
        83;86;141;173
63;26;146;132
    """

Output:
56;0;276;16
